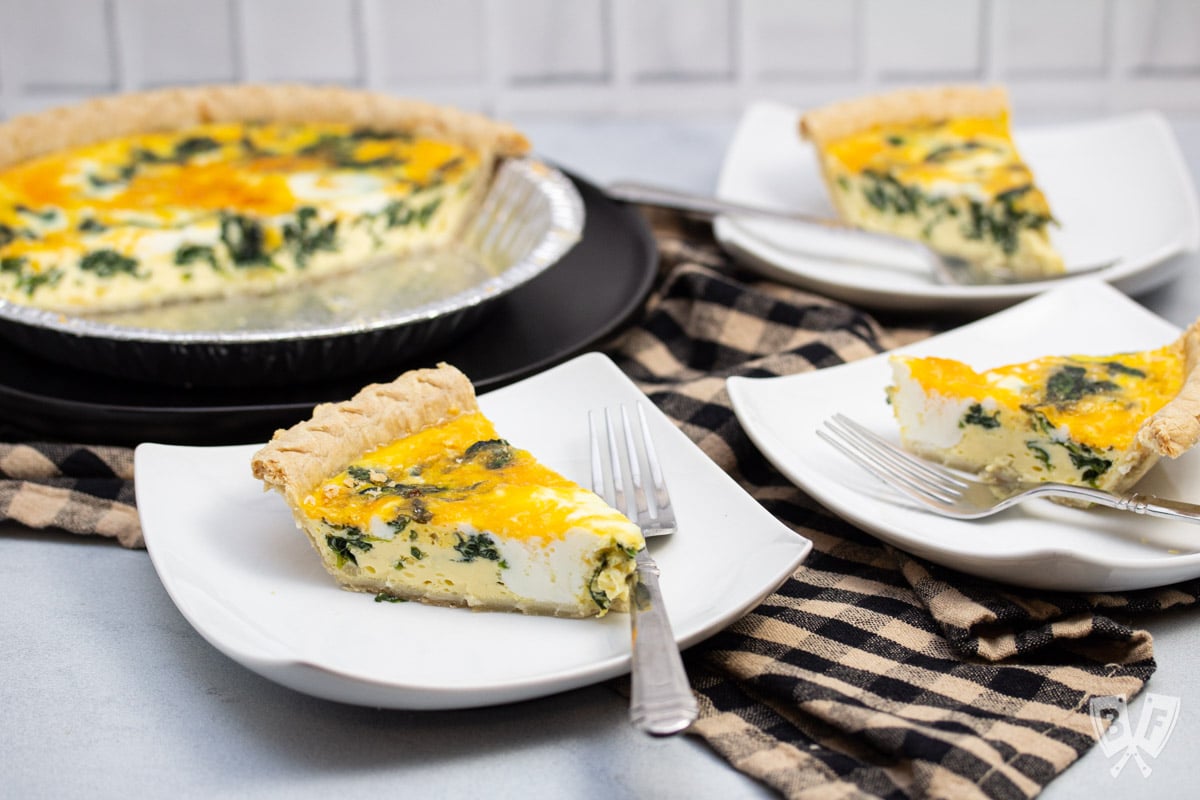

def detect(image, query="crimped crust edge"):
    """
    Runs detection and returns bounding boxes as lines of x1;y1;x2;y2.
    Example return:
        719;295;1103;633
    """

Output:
1136;316;1200;460
799;84;1010;147
0;83;530;170
250;362;479;510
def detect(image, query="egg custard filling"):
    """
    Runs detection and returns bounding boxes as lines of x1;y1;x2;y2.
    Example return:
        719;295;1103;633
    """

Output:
251;363;645;618
800;85;1064;282
0;85;528;313
887;319;1200;493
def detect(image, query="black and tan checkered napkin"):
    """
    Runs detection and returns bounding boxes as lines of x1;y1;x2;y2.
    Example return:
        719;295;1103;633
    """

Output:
3;208;1198;798
0;441;141;548
601;210;1200;799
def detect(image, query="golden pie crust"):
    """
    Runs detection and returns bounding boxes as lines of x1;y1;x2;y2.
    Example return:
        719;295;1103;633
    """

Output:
993;318;1198;494
1136;318;1200;461
251;362;477;509
1062;317;1200;495
0;83;529;170
890;318;1200;503
1062;317;1200;497
799;84;1009;146
250;363;643;617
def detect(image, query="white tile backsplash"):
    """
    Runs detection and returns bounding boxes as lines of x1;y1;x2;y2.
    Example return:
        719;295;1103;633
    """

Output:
116;0;239;88
364;0;486;86
503;0;609;84
237;0;361;83
997;0;1108;77
0;0;1196;119
745;0;859;80
0;0;116;92
1122;0;1200;75
865;0;984;79
625;0;735;82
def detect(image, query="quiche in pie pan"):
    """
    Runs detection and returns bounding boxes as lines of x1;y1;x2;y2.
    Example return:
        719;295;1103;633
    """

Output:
0;84;583;386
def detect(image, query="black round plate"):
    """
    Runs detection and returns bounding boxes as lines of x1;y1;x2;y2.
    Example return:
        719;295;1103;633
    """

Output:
0;173;656;446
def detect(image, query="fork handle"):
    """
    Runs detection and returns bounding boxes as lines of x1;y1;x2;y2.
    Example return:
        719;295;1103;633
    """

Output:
1039;485;1200;523
608;181;848;227
628;551;699;736
606;181;953;276
607;181;933;257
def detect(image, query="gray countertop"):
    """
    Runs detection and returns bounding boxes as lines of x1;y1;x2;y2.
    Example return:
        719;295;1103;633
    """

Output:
3;114;1199;800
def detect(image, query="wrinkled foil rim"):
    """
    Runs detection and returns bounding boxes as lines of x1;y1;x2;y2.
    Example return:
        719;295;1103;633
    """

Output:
0;159;584;345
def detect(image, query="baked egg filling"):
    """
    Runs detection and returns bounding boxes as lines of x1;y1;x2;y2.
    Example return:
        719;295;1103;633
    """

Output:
300;411;644;616
888;346;1184;488
0;121;484;312
818;113;1063;280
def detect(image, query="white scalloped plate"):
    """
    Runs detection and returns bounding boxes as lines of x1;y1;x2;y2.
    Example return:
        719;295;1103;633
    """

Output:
727;281;1200;592
136;352;811;709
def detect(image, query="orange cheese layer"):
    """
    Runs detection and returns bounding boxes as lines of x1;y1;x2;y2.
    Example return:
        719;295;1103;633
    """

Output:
0;119;484;311
302;412;623;543
822;113;1050;212
0;121;475;225
900;346;1184;451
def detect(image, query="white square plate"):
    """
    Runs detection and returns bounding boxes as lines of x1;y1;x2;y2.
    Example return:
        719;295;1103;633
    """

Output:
727;280;1200;592
714;101;1200;313
136;352;811;709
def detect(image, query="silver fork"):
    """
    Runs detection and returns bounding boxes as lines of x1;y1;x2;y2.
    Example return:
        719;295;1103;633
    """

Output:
589;404;698;736
818;413;1200;523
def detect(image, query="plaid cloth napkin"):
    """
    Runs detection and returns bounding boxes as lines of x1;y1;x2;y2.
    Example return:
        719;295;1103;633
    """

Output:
602;210;1199;799
0;441;140;548
3;208;1198;798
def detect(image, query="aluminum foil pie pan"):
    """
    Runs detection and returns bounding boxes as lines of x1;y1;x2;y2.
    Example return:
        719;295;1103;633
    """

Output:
0;159;584;387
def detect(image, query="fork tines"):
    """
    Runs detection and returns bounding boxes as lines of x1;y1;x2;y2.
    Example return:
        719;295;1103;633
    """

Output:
589;404;677;537
818;413;968;505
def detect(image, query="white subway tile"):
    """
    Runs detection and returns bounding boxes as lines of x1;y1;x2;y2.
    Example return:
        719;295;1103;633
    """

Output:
1;0;1199;120
998;0;1106;77
865;0;984;79
1120;0;1200;74
0;0;115;91
745;0;857;79
365;0;485;85
237;0;360;83
118;0;238;87
502;0;608;84
625;0;734;82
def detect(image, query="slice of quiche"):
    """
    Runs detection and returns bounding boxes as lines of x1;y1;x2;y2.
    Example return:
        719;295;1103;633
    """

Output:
0;84;529;313
800;85;1064;282
886;319;1200;493
250;363;645;618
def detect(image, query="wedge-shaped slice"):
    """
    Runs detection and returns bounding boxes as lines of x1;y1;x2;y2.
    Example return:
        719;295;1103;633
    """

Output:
800;85;1064;281
887;318;1200;492
251;364;644;617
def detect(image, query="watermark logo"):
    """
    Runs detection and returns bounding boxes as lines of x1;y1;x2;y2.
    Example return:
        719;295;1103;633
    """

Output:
1088;693;1181;777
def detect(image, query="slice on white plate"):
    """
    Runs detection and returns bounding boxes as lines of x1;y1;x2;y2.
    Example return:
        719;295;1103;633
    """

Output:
137;352;811;709
727;280;1200;592
714;101;1200;312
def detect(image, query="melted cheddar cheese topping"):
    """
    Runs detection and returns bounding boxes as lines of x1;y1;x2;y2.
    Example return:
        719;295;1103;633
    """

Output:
294;411;644;616
824;114;1046;208
810;103;1063;280
0;121;482;312
304;411;639;544
898;348;1182;451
